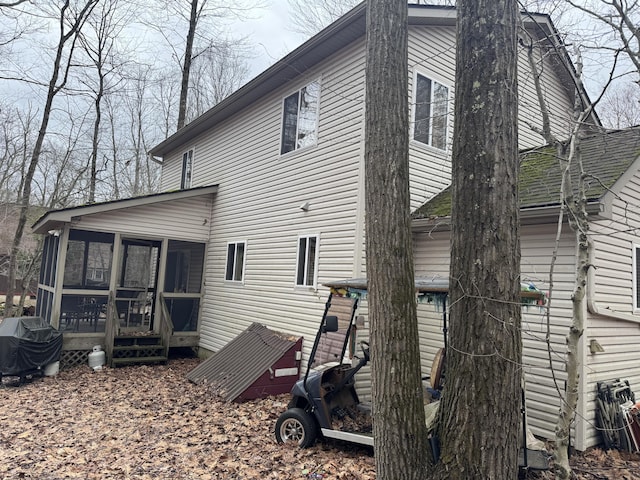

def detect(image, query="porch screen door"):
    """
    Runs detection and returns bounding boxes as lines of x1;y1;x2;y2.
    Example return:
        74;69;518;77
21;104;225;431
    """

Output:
116;239;160;330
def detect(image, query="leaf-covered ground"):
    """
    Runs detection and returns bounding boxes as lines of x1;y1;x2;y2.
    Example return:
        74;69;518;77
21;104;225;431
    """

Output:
0;359;374;479
0;358;638;479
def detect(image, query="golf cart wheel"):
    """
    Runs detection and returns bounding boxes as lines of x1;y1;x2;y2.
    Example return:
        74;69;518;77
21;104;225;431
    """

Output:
275;408;317;448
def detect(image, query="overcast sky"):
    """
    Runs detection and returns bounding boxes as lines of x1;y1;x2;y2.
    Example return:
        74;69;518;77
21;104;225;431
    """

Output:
229;0;308;78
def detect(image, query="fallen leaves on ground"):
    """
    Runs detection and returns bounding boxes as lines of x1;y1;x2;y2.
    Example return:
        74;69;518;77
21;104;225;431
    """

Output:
0;359;374;479
1;358;638;479
524;447;640;480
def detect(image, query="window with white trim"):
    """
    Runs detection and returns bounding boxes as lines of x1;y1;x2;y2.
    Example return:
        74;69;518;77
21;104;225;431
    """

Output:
296;235;319;287
225;241;246;282
181;149;193;189
413;73;449;150
281;80;320;155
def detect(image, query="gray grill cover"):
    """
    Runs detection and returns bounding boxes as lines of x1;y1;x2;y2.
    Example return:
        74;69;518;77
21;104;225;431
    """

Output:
0;317;62;376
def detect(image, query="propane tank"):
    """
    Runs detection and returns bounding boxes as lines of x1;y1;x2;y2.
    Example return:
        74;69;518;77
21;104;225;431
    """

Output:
88;345;106;370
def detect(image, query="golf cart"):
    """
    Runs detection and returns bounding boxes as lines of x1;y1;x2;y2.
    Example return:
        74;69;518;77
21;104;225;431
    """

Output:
274;276;550;471
274;291;372;447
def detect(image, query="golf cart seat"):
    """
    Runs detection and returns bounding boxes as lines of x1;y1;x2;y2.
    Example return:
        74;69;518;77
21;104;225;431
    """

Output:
311;295;358;368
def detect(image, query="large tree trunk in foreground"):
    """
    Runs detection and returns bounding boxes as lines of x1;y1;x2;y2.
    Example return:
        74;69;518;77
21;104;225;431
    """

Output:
433;0;521;478
364;0;429;478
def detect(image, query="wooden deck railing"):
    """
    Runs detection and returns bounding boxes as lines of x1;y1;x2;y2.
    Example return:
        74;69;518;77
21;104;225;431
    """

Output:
105;291;119;366
158;293;174;359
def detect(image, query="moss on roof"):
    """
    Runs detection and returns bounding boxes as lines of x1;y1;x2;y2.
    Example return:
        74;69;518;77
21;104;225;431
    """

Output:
413;127;640;220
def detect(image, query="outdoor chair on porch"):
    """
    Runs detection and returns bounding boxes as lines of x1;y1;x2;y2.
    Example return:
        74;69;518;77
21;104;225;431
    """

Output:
115;290;150;329
59;298;105;333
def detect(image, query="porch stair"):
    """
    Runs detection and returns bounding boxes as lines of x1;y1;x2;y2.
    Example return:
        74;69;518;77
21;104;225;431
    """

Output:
110;334;168;367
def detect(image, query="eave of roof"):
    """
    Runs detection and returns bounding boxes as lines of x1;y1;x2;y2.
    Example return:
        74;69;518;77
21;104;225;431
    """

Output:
149;2;368;158
149;4;582;159
32;185;218;234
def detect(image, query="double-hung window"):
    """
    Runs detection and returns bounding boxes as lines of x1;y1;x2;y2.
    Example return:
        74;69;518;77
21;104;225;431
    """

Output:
413;73;449;150
281;80;320;154
181;149;193;189
225;241;246;282
296;235;319;287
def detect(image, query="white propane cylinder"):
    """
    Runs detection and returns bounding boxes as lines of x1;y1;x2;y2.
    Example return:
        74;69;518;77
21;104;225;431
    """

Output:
88;345;106;370
44;361;59;376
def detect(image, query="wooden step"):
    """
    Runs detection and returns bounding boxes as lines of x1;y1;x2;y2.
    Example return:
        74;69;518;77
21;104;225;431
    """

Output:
111;356;167;367
112;344;164;352
114;335;162;347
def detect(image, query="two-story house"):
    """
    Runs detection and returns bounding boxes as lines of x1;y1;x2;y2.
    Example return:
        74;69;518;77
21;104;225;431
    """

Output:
33;3;603;448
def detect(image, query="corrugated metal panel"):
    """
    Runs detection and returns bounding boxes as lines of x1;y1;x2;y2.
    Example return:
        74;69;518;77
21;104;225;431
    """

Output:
187;323;302;402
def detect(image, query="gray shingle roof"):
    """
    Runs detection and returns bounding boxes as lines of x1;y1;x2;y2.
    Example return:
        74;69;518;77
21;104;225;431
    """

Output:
413;127;640;219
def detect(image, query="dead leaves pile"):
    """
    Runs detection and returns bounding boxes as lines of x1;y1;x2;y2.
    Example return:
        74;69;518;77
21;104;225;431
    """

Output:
2;358;639;479
0;359;375;480
523;446;640;480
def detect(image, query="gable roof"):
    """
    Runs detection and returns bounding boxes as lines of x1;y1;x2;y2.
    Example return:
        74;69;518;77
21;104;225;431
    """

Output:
32;185;218;234
412;127;640;221
149;3;588;159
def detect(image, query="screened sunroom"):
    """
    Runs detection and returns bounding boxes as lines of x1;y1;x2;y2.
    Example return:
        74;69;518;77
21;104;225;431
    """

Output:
31;186;216;367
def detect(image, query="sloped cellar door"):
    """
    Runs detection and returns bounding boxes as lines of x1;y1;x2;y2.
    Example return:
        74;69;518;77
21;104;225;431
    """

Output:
116;239;161;331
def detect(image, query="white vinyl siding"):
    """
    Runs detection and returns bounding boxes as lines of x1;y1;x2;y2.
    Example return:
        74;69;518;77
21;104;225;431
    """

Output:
65;196;213;242
407;26;456;210
633;244;640;312
225;241;246;282
581;166;640;448
162;39;367;357
154;20;580;412
411;224;577;447
406;24;575;211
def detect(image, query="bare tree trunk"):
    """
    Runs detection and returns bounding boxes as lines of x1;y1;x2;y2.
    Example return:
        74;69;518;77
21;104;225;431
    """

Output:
176;0;198;130
106;98;120;199
5;0;97;316
433;0;521;478
364;0;429;478
89;74;103;203
524;33;603;478
553;139;589;480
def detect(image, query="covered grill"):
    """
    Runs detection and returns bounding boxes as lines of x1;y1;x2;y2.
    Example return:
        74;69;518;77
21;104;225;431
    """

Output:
0;316;62;383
